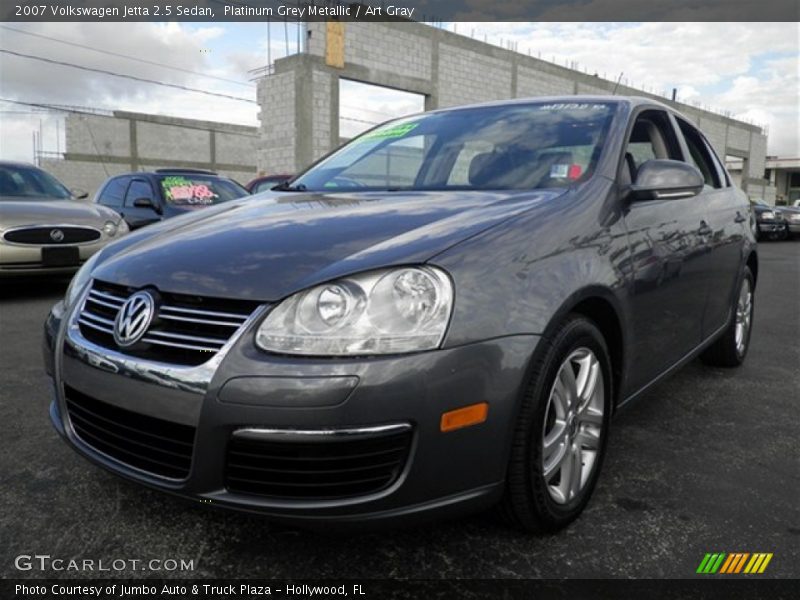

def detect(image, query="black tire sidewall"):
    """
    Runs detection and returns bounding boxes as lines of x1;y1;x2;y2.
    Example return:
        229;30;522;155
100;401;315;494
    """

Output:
524;318;613;526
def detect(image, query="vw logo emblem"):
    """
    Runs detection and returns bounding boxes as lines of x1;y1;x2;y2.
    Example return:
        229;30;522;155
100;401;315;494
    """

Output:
113;291;156;347
50;229;65;242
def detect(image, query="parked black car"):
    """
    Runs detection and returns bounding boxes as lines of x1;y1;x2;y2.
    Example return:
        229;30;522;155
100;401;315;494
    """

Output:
751;200;788;240
45;97;757;533
94;168;249;230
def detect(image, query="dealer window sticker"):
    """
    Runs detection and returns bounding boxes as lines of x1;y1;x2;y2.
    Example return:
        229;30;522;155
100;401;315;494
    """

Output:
161;176;219;205
359;121;419;142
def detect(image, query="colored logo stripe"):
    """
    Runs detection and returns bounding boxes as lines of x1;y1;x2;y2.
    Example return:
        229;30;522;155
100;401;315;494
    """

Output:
698;552;772;574
697;553;726;573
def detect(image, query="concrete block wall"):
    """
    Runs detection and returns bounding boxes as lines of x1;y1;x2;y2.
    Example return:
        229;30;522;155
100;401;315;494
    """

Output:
258;21;768;193
44;111;259;197
66;114;130;158
437;44;512;107
516;66;574;97
40;159;130;199
137;122;211;163
337;22;433;81
256;71;296;174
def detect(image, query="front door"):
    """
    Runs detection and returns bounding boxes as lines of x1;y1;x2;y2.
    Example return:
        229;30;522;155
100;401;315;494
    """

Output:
620;110;712;393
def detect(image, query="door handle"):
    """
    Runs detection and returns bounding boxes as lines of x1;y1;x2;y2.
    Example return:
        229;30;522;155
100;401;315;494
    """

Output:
698;221;713;236
734;212;747;223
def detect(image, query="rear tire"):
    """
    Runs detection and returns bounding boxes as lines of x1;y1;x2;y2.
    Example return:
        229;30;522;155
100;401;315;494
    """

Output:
700;267;754;367
500;316;612;533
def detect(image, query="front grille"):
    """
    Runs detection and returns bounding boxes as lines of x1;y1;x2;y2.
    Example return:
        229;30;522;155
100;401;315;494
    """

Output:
77;280;259;366
4;226;100;245
225;429;413;500
64;386;195;479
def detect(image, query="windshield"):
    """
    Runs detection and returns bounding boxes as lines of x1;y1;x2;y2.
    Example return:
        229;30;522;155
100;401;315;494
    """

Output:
157;175;248;206
0;164;72;200
292;102;618;193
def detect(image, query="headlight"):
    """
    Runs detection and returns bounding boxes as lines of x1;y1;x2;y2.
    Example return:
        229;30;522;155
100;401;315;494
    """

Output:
256;266;453;356
64;251;102;309
103;220;118;236
761;211;775;219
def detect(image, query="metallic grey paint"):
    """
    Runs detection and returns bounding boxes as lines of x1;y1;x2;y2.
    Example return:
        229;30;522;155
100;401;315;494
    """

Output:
44;97;756;526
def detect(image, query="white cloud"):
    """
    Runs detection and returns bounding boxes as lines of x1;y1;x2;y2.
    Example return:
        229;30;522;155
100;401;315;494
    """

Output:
449;22;798;154
0;22;797;161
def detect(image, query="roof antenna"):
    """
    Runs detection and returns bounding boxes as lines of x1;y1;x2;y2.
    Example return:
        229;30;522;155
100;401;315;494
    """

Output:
612;72;624;95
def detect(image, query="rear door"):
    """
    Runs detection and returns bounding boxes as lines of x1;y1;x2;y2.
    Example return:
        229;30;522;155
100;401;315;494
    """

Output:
121;178;162;230
620;109;712;392
674;117;747;338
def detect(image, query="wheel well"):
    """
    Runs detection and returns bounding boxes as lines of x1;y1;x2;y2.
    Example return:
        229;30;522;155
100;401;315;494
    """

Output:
570;297;624;405
747;251;758;287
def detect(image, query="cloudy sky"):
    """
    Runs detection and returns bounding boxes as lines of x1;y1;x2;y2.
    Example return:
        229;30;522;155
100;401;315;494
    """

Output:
0;21;797;163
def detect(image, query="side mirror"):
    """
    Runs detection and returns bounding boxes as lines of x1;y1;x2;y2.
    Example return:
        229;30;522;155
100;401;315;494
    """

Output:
71;188;89;200
133;197;161;214
628;159;704;201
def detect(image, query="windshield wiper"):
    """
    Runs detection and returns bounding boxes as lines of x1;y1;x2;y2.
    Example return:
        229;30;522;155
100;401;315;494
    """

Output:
273;181;307;192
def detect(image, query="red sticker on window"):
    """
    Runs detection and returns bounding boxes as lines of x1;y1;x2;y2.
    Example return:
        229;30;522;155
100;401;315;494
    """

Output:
568;164;583;180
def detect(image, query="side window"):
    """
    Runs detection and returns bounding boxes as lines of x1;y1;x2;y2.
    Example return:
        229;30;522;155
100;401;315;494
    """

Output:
622;110;681;185
677;120;722;189
124;179;156;208
97;177;128;207
704;138;730;187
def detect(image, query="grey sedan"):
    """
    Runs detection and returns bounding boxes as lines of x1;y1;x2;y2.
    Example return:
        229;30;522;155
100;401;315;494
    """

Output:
44;97;756;532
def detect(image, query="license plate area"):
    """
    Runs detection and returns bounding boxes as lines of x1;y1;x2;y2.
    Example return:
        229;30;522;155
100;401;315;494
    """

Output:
42;246;80;267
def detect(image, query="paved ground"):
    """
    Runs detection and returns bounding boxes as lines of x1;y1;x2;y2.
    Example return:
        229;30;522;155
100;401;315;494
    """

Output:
1;241;798;580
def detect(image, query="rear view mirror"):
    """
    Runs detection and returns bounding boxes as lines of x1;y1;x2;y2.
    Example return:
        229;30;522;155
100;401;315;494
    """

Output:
629;159;704;201
71;188;89;200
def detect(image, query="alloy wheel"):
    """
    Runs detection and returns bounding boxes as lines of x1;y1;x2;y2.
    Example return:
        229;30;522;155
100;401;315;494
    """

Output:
735;278;753;355
541;347;605;504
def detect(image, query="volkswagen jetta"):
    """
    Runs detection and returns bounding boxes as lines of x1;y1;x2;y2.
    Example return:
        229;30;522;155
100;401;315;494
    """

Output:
44;97;757;532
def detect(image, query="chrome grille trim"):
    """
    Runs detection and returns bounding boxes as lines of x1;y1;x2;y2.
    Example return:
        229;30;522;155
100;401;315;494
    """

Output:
157;313;244;327
76;280;261;366
77;317;114;334
158;305;250;321
88;289;126;305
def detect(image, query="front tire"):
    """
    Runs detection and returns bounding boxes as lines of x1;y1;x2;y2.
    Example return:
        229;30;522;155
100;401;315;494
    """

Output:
500;316;612;533
700;267;754;367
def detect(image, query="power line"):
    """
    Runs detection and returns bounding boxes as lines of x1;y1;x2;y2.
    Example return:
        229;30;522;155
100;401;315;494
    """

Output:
0;49;258;104
0;25;255;88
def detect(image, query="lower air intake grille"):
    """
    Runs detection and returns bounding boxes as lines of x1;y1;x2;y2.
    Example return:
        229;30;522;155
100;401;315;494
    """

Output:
64;386;195;479
225;428;413;500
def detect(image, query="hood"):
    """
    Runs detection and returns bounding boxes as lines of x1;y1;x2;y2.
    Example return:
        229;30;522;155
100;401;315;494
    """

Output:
0;197;120;229
94;189;565;302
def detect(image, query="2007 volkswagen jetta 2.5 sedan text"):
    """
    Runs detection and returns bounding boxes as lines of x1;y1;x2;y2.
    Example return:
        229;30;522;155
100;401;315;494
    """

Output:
44;97;757;532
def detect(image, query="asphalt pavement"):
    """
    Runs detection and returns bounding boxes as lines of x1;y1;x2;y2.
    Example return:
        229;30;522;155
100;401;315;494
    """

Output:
1;241;798;580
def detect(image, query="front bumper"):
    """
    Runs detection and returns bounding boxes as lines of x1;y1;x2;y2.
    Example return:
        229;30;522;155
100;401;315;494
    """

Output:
0;241;105;276
757;222;787;233
45;298;538;527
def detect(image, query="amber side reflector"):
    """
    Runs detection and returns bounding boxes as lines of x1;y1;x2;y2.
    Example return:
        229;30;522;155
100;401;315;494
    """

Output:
440;402;489;432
